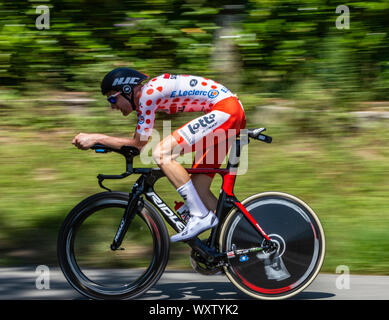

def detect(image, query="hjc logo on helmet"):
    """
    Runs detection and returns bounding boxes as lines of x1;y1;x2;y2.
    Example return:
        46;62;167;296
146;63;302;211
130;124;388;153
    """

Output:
112;77;141;86
188;114;216;134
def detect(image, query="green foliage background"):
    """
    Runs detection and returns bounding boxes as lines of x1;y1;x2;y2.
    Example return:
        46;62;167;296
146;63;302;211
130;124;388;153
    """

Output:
1;1;389;275
2;1;389;102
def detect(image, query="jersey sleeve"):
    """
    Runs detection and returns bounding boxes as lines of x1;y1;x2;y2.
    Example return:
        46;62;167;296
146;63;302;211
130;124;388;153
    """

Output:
136;82;164;137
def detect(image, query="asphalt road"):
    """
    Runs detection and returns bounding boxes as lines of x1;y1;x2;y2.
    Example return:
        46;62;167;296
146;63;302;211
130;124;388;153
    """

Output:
0;267;388;300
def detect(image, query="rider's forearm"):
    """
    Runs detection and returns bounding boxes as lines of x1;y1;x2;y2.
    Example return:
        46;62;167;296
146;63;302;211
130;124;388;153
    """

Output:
96;135;141;150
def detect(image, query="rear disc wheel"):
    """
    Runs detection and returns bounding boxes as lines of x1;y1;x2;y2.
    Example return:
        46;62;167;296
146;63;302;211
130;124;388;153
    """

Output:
219;192;325;300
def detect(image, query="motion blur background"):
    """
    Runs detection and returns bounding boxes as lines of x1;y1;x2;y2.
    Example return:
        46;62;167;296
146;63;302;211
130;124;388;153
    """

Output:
1;0;389;274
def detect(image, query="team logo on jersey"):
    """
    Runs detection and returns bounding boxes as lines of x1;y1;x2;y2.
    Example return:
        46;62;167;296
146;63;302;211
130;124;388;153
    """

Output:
138;116;145;124
178;111;231;146
190;79;198;87
187;114;217;134
170;89;220;99
208;90;219;99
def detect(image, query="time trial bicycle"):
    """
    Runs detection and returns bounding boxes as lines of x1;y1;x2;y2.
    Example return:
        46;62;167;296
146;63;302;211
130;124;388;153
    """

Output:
57;128;325;300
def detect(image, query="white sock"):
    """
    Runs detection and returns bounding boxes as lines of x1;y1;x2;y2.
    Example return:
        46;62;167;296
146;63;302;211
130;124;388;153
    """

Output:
177;180;209;218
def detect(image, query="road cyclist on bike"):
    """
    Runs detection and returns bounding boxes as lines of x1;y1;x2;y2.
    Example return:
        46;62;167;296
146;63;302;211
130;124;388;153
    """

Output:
72;67;246;242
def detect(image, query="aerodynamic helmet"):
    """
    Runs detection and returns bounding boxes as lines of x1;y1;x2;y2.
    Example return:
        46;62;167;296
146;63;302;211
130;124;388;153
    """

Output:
100;67;149;95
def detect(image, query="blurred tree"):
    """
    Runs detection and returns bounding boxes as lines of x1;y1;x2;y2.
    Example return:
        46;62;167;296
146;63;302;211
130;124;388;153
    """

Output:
235;1;389;103
0;0;388;103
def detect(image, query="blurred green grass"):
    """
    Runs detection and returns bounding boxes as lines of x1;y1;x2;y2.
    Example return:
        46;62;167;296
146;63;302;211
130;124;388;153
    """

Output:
1;94;389;274
1;0;389;277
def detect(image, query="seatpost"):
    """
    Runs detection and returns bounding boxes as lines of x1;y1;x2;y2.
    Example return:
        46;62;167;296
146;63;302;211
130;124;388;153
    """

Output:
126;157;133;174
227;137;239;170
227;131;249;170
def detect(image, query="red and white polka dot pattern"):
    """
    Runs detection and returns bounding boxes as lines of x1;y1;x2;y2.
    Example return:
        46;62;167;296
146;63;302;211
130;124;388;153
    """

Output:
136;74;236;137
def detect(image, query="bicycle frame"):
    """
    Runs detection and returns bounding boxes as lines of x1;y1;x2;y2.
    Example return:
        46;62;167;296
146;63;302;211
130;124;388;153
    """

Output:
94;133;273;266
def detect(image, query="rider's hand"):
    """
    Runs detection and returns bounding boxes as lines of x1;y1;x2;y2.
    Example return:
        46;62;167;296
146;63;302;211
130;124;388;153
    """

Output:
72;133;104;150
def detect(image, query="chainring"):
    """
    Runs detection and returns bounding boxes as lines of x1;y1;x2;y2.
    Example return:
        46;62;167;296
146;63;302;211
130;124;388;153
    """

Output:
189;249;223;275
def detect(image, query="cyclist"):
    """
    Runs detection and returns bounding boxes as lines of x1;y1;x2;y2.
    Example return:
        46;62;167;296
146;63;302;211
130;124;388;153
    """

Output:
72;67;246;242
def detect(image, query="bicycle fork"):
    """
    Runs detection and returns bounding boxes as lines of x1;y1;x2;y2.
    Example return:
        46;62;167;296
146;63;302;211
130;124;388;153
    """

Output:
110;182;144;251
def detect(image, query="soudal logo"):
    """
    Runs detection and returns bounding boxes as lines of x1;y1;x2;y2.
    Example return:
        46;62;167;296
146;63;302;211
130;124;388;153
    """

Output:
188;114;216;134
112;77;140;86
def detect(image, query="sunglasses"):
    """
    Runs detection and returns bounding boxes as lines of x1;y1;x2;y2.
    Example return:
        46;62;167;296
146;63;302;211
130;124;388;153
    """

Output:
107;92;122;104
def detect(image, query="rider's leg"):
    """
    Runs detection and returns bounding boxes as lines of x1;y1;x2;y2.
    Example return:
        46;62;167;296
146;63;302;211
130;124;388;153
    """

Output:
152;135;189;188
153;136;218;243
154;98;246;241
152;135;211;219
191;174;217;212
189;132;234;213
153;136;221;215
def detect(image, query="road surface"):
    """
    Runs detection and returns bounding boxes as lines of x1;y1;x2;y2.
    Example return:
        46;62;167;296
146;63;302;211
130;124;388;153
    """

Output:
0;267;388;300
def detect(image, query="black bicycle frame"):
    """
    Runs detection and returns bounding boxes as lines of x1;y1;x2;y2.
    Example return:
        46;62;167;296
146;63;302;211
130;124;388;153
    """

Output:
107;164;237;263
94;134;273;265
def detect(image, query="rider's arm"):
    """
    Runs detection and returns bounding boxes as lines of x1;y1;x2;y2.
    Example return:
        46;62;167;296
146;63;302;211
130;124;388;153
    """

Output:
72;132;148;151
136;80;164;137
94;131;149;151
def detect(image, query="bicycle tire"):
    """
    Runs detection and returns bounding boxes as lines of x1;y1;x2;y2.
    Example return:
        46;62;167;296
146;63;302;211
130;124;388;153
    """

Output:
57;191;170;300
219;192;325;300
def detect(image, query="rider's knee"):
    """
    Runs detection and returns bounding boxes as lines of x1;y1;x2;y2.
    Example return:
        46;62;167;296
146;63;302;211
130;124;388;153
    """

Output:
152;142;173;166
153;137;182;166
152;142;164;166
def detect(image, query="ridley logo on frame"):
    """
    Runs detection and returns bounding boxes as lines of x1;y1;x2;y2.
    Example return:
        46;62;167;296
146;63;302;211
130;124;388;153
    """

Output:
146;192;185;231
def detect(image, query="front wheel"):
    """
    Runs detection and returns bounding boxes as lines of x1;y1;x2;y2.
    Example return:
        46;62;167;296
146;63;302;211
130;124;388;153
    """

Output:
219;192;325;300
57;192;170;300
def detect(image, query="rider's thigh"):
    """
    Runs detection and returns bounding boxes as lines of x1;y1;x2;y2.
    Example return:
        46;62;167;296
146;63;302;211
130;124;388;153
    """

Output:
192;138;232;179
172;97;246;152
152;135;184;164
168;97;246;177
